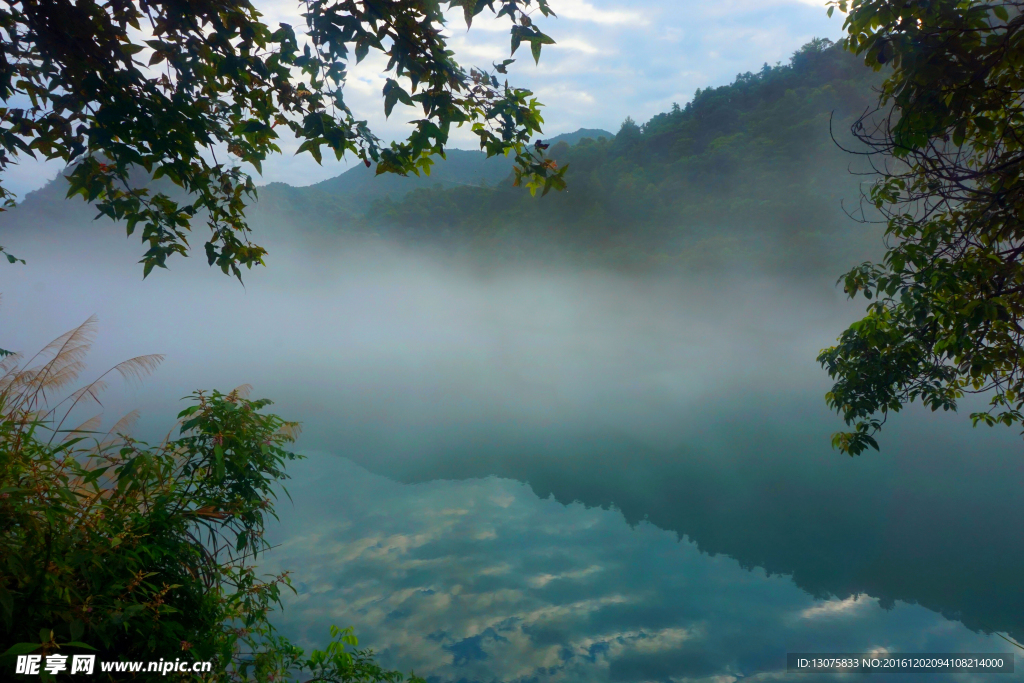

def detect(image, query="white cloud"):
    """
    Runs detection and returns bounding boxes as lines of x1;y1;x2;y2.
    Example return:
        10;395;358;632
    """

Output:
549;37;601;54
443;9;514;33
528;564;604;587
799;594;876;620
551;0;649;26
446;35;509;61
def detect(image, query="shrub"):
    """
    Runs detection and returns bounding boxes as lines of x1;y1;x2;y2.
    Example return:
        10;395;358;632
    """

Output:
0;316;420;682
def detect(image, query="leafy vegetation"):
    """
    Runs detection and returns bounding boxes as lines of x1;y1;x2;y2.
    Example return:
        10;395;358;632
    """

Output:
818;0;1024;454
0;0;564;278
0;317;420;681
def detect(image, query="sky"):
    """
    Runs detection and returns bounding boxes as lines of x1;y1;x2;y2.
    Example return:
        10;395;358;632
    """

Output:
4;0;846;198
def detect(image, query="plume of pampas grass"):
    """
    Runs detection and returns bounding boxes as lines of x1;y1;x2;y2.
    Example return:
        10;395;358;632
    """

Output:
276;421;302;441
64;414;103;441
105;409;141;440
228;384;253;401
0;316;97;411
0;315;164;443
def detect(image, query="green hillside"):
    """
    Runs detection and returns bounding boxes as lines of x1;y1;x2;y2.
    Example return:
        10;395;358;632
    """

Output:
252;149;514;228
249;128;613;232
359;38;885;272
2;128;610;235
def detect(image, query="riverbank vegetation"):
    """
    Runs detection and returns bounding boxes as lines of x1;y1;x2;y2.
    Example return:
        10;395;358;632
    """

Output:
0;318;421;681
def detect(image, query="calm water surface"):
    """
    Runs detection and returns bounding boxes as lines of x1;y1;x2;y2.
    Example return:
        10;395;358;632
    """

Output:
3;227;1022;682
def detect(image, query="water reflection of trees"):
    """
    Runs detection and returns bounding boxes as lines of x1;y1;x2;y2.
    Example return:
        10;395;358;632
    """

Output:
348;404;1024;642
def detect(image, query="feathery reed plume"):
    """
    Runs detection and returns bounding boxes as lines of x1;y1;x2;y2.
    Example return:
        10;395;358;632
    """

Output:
61;380;110;411
64;413;103;440
0;351;22;378
0;316;163;445
230;384;254;400
105;409;141;440
276;421;303;441
51;354;165;437
16;315;98;412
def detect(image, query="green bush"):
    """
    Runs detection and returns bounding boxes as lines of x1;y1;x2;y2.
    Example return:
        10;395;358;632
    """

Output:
0;316;421;682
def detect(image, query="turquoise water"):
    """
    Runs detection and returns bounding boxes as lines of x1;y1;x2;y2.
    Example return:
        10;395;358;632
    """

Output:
261;392;1023;682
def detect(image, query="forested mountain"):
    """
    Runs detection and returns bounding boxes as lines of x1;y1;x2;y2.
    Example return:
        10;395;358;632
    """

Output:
2;128;609;234
253;149;515;228
250;127;613;231
2;39;881;274
357;38;886;271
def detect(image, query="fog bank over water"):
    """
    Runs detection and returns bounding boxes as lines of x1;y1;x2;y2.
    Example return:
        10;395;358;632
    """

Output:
0;221;859;447
2;220;1023;680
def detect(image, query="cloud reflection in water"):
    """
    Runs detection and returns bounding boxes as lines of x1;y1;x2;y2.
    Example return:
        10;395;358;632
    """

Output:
263;454;1017;683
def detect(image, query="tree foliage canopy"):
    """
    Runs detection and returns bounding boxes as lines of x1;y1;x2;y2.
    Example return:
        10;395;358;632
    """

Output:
820;0;1024;453
0;0;564;278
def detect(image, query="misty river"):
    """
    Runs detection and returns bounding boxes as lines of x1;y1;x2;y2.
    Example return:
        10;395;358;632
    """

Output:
3;222;1023;682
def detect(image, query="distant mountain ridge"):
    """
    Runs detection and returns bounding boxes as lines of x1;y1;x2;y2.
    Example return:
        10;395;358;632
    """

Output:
541;128;612;147
249;127;611;230
265;127;612;205
357;39;887;271
1;127;612;233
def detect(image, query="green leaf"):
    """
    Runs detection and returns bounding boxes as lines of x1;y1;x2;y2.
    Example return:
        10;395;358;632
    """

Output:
177;405;202;419
296;139;323;165
214;444;225;480
463;0;476;28
2;642;42;657
384;87;399;118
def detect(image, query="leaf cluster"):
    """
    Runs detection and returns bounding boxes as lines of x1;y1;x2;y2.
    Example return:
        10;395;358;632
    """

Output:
0;0;563;279
820;0;1024;453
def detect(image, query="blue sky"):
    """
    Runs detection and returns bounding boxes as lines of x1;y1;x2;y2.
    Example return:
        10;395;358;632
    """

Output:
4;0;846;197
